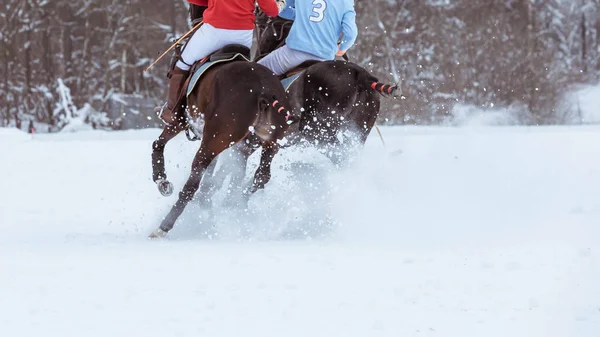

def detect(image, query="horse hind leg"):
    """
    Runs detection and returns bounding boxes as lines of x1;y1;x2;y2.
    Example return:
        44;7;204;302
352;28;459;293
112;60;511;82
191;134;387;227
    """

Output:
196;140;258;208
195;158;219;209
246;140;280;196
149;129;253;238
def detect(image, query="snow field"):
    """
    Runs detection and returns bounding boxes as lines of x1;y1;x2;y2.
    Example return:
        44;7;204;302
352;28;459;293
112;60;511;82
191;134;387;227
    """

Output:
0;125;599;336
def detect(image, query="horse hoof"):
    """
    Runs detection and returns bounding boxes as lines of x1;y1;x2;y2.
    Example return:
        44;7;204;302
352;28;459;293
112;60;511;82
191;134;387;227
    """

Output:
148;228;168;239
157;179;174;197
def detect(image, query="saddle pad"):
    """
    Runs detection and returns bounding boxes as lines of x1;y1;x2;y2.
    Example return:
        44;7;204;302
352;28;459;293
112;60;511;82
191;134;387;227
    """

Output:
280;71;303;92
186;53;250;97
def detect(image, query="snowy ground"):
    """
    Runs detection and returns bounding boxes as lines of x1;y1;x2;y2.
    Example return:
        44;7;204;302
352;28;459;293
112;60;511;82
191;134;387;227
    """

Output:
1;125;599;337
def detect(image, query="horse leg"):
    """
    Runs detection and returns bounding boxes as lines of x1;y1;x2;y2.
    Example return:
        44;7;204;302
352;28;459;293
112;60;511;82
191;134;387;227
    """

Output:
151;125;184;196
149;130;253;238
149;144;219;237
195;158;219;208
197;136;259;207
245;140;279;196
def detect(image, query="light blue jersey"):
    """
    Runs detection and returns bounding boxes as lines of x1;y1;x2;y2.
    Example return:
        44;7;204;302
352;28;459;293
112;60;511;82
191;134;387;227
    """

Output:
278;4;295;20
282;0;358;60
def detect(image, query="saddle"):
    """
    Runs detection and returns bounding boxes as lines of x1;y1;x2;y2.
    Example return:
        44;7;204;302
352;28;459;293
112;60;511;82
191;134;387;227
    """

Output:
278;60;322;92
184;44;252;97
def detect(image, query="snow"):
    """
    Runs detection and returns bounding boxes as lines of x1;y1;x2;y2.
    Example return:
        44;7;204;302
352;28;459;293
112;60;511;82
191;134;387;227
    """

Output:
0;127;32;142
1;125;599;337
571;84;600;124
450;103;518;126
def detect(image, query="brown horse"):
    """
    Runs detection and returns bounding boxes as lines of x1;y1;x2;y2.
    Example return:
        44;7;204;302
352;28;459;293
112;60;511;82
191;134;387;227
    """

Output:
253;12;400;164
148;44;293;238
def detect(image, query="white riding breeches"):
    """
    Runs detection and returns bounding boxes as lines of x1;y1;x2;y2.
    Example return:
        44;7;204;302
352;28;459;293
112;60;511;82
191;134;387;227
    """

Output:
257;45;327;76
176;23;253;71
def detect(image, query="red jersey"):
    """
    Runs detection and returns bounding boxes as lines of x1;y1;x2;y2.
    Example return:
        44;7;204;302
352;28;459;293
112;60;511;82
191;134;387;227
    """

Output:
201;0;279;30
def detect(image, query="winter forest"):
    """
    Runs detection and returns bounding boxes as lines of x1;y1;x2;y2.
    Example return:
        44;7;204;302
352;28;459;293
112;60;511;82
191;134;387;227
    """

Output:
1;0;600;132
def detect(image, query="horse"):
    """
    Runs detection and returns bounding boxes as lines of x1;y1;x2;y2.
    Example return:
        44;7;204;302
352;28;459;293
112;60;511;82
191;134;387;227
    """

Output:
148;44;293;238
192;12;401;204
252;12;400;164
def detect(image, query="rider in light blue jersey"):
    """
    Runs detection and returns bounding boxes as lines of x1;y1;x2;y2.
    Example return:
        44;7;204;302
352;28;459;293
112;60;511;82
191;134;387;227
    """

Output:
258;0;358;75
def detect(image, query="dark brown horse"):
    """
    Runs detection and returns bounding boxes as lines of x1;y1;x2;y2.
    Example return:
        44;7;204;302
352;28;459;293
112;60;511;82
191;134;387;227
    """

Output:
253;12;400;164
148;44;293;238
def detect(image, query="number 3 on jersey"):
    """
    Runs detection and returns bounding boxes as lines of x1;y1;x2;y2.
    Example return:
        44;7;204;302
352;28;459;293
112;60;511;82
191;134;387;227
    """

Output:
310;0;326;22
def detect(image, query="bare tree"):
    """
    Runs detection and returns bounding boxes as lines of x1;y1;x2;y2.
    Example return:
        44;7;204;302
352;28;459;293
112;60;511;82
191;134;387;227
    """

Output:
1;0;599;130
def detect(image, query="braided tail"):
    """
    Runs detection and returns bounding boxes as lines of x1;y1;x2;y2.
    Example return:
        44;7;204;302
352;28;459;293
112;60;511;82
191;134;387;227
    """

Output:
263;95;297;125
370;81;399;97
353;65;401;98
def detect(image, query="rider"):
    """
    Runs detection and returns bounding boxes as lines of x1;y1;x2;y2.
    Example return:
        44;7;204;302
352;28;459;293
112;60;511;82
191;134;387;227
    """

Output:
159;0;287;125
257;0;358;76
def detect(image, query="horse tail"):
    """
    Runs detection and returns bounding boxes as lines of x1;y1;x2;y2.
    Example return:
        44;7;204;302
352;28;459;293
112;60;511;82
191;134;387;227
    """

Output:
369;81;399;97
356;68;400;98
260;94;297;124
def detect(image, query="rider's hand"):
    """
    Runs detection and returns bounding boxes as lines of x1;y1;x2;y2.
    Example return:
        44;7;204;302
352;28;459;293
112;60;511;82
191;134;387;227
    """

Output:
336;43;346;57
276;0;287;13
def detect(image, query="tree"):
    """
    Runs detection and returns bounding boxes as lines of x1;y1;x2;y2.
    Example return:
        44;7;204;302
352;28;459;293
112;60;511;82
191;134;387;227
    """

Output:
1;0;599;129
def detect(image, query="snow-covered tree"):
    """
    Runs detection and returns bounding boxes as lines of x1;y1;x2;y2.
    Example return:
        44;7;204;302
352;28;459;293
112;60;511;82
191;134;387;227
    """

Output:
1;0;600;129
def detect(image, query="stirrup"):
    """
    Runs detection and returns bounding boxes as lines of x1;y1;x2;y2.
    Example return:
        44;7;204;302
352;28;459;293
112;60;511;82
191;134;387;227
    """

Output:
155;102;174;127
